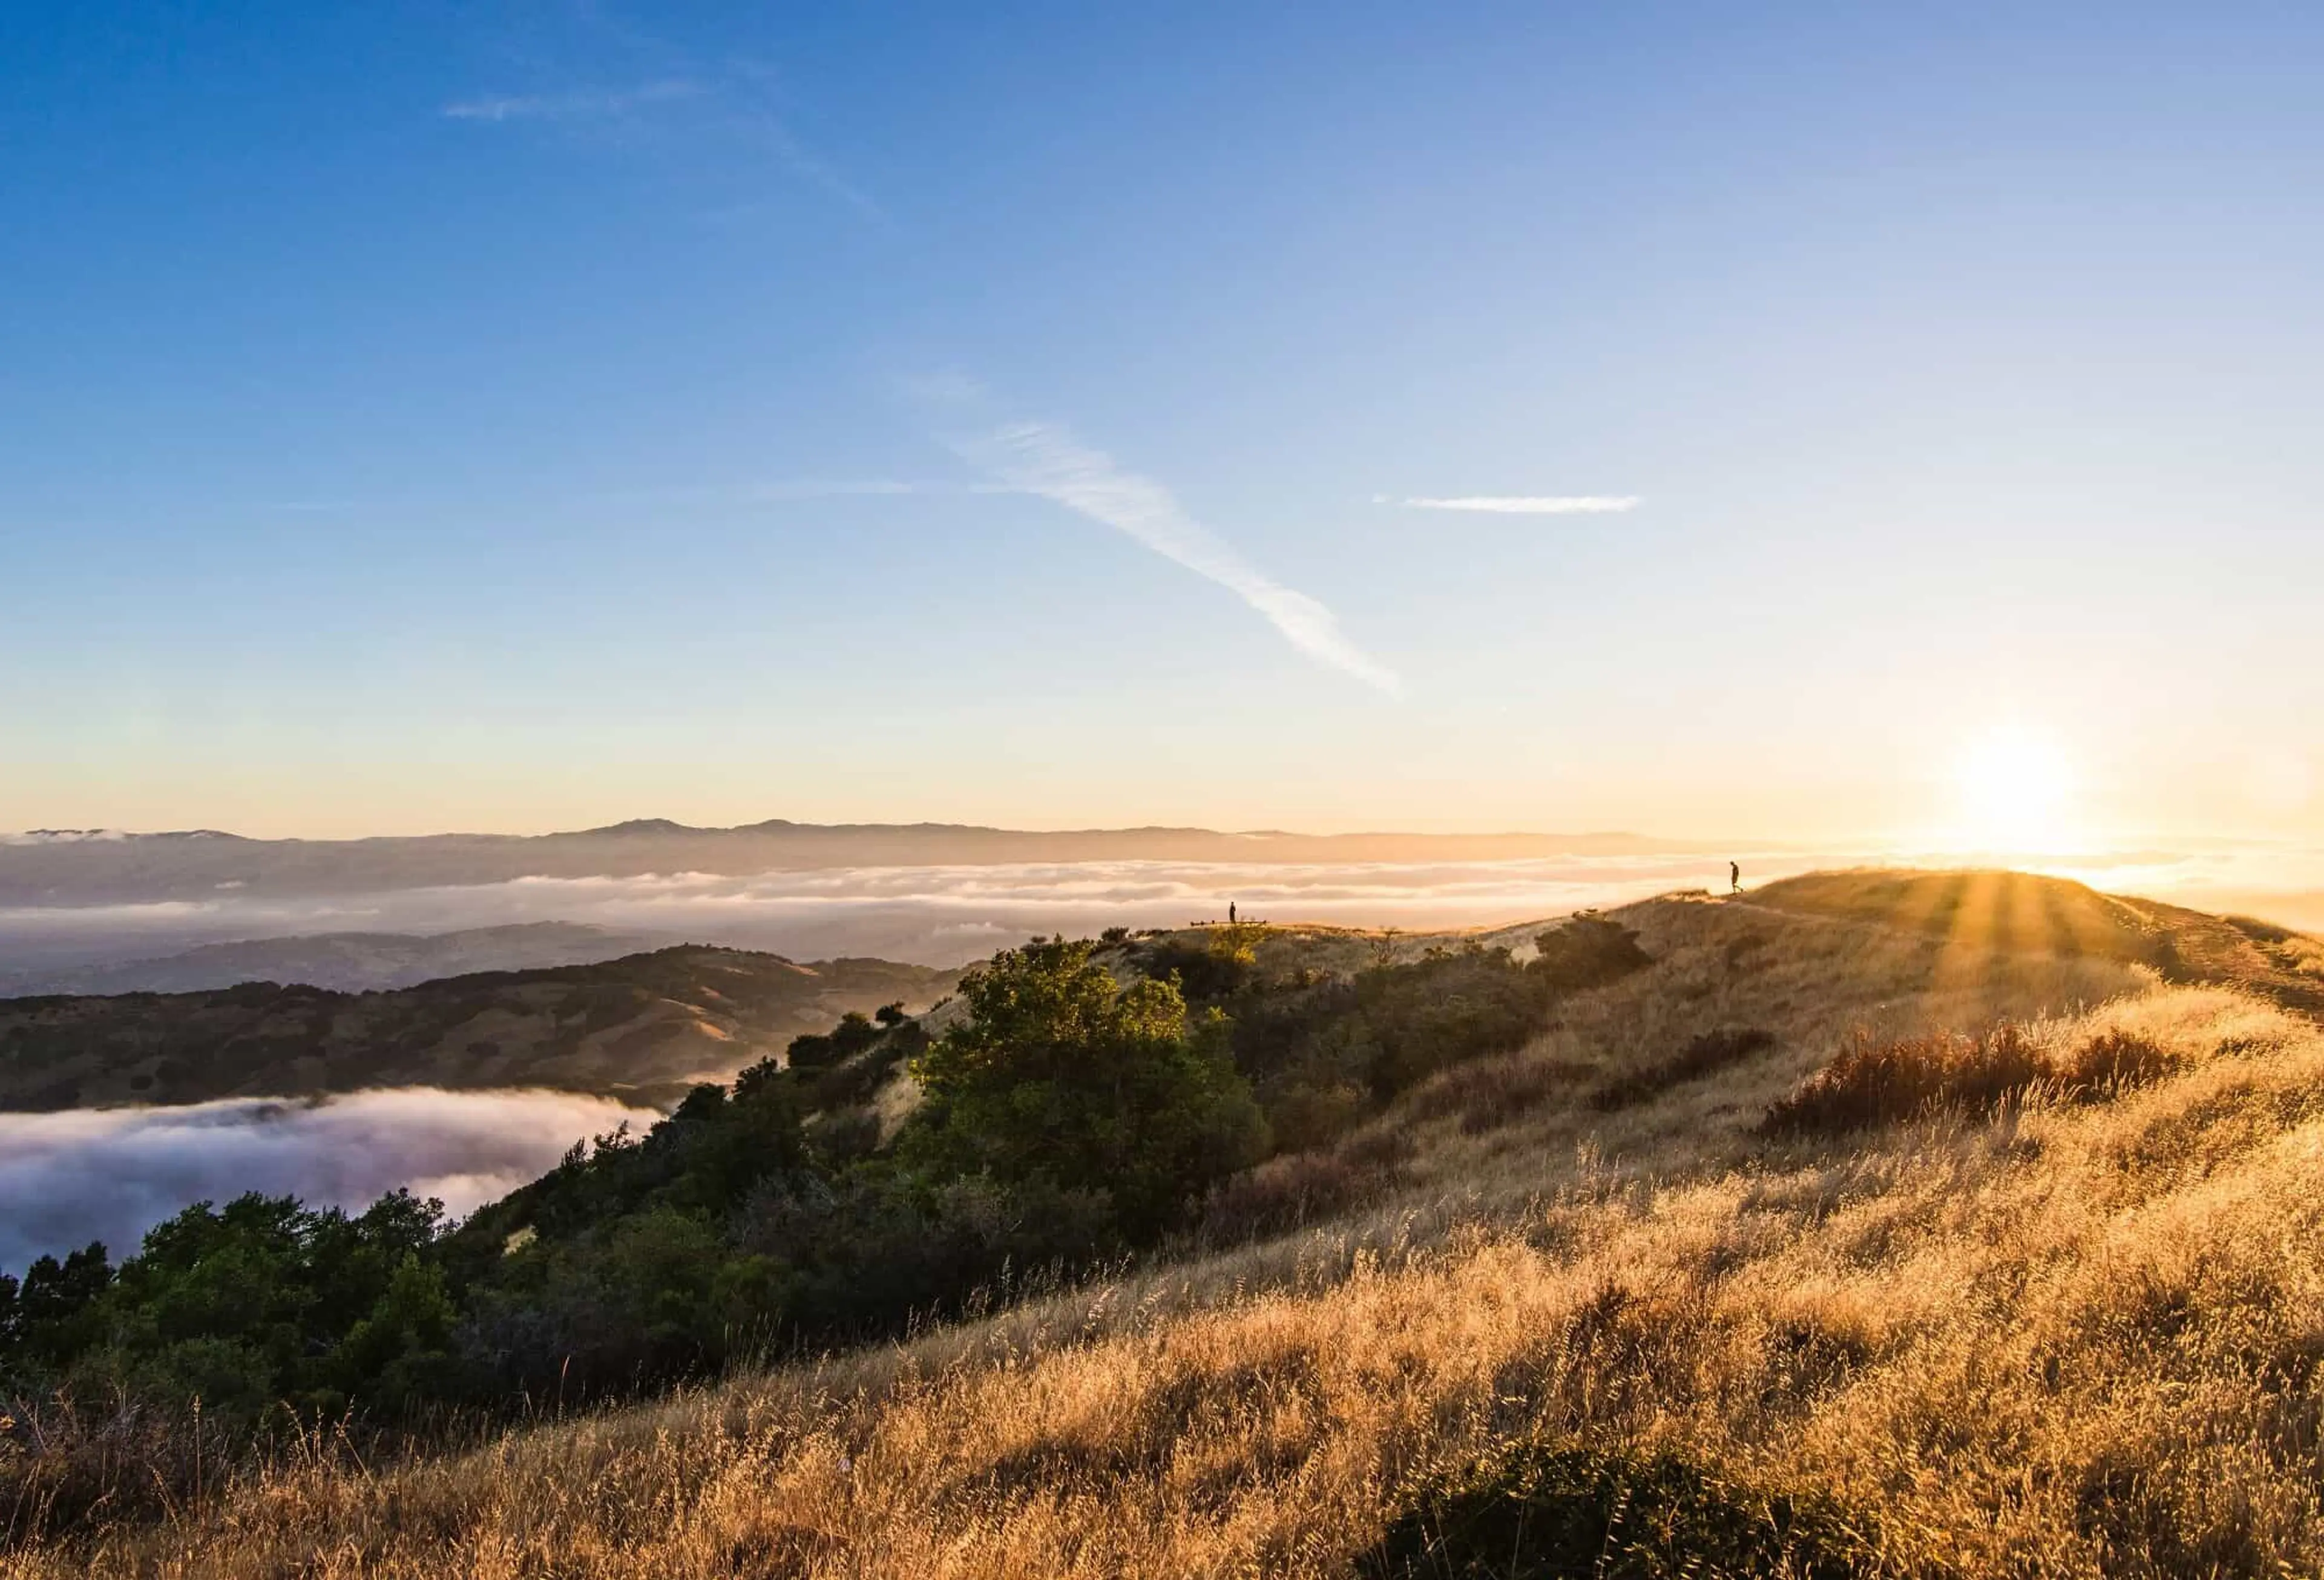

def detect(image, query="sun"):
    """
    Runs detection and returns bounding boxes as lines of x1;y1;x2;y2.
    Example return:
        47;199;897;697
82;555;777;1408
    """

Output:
1951;723;2079;854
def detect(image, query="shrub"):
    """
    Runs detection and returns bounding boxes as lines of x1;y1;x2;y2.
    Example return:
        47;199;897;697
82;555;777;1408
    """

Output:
1336;1125;1417;1175
1764;1022;2191;1139
806;1109;883;1165
1140;937;1253;1001
1532;913;1655;991
829;1011;882;1058
1198;1152;1372;1244
2055;1029;2180;1093
1209;921;1267;966
1590;1028;1778;1112
1210;918;1650;1144
1407;1054;1592;1135
784;1030;839;1068
1362;1441;1876;1579
803;1023;923;1110
1357;945;1556;1095
1762;1025;2047;1136
1264;1078;1367;1152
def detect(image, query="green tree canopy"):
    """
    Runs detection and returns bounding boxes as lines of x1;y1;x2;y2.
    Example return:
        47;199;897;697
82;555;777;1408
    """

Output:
907;937;1265;1236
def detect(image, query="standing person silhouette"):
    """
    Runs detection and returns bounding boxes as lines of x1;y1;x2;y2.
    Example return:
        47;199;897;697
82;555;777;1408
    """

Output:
1729;861;1741;896
1229;900;1237;925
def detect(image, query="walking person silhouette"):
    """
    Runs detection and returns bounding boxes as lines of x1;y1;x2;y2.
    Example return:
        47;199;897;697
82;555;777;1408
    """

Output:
1729;861;1741;896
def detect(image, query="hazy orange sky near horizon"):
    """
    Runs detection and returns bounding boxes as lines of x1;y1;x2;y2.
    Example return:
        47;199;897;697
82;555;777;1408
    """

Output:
5;677;2316;846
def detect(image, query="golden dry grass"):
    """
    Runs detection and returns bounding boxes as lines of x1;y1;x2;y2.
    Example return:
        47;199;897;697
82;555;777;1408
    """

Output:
14;890;2324;1578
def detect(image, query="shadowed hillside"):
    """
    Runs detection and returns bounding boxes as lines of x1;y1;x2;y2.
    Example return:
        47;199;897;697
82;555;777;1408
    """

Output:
0;948;954;1110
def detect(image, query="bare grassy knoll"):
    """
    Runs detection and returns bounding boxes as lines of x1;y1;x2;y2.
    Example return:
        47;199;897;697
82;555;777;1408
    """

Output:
13;876;2324;1578
1753;867;2324;1015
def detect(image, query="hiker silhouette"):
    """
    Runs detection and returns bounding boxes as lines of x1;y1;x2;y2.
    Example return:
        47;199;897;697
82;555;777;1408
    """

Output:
1730;861;1741;895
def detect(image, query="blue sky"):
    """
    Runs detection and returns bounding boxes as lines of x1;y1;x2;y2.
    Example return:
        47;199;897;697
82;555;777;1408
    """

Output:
4;2;2320;839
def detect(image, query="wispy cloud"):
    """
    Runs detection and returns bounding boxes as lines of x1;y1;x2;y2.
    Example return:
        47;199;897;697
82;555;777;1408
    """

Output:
442;79;702;122
1384;495;1641;514
602;479;1026;507
717;64;885;220
738;479;934;500
947;416;1402;694
440;44;879;219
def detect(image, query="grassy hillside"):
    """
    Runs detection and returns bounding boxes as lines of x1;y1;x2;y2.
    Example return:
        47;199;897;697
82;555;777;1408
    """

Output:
0;947;954;1110
8;872;2324;1577
1754;867;2324;1014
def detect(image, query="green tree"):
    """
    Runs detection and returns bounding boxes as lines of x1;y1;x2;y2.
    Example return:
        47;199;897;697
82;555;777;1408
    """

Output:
907;938;1266;1237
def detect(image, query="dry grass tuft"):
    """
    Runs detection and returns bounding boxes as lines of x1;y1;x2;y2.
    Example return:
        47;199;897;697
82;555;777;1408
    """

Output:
2054;1028;2180;1092
1761;1025;2050;1136
1402;1051;1597;1135
1198;1151;1382;1244
1762;1023;2189;1139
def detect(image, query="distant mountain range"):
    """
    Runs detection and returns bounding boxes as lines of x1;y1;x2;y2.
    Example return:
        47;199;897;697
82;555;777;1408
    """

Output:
0;819;1690;906
0;945;956;1110
0;922;669;997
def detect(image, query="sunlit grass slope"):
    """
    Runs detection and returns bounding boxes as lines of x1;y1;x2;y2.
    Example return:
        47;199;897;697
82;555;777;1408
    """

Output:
12;873;2324;1578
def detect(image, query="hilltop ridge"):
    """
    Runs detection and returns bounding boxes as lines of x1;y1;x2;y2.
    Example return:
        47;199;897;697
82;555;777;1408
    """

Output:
1753;867;2324;1016
0;946;954;1110
0;922;671;997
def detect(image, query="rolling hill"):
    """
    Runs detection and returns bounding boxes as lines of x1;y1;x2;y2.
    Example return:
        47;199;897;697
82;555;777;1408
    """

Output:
9;869;2324;1578
0;947;955;1110
0;922;669;997
1753;866;2324;1014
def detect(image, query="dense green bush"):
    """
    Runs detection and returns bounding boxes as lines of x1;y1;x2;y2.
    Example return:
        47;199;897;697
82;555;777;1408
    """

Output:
785;1009;882;1069
905;937;1267;1238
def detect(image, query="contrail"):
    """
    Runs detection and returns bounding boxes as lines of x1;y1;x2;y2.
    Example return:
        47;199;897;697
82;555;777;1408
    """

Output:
953;417;1402;693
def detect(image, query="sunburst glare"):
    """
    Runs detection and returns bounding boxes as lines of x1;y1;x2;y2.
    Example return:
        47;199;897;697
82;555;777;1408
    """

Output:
1950;723;2081;854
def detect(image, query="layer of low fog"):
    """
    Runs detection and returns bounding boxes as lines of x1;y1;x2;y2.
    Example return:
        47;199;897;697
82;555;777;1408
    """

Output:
0;1089;658;1273
3;846;2316;982
0;852;1793;972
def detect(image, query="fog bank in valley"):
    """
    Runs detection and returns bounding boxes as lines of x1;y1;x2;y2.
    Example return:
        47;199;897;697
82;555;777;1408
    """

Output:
0;852;1801;972
0;1089;658;1273
5;845;2316;977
